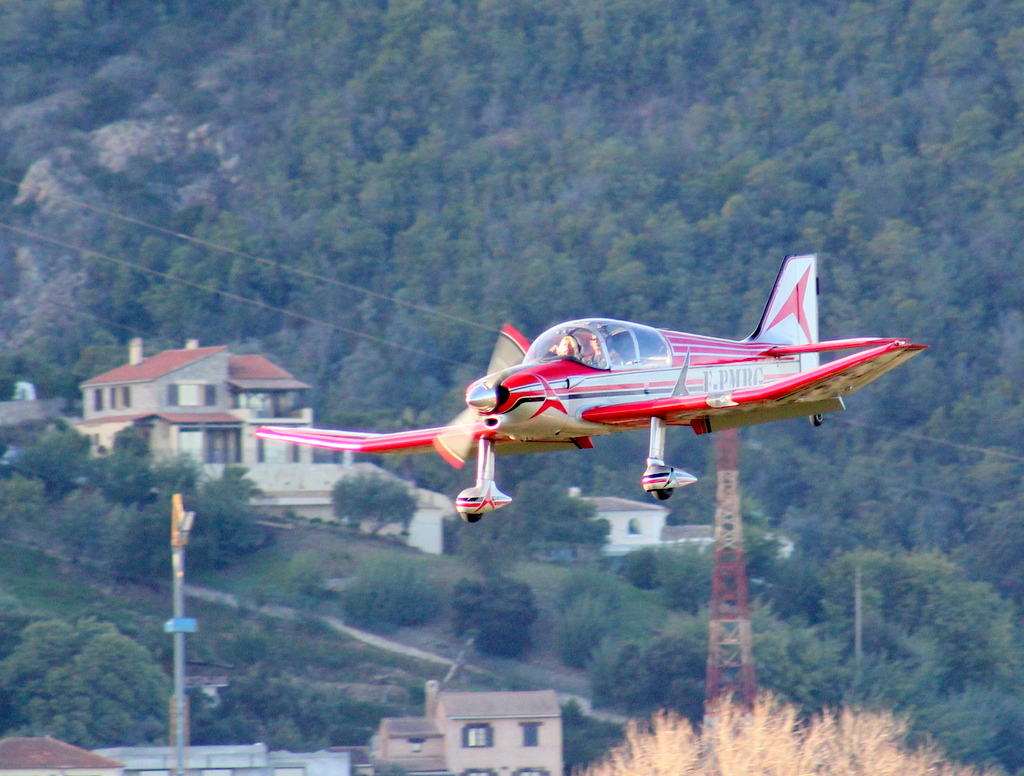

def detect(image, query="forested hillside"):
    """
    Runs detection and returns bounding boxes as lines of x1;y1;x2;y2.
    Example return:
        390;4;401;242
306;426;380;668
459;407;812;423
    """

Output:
2;0;1024;769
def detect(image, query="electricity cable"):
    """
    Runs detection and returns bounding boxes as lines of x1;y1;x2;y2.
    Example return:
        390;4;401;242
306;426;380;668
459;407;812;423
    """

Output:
0;175;499;334
831;416;1024;463
0;221;472;368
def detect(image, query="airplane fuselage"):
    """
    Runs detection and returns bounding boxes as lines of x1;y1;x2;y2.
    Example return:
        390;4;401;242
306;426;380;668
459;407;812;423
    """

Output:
470;320;807;445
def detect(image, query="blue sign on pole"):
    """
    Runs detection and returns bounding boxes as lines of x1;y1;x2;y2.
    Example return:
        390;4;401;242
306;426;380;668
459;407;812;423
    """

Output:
164;618;198;633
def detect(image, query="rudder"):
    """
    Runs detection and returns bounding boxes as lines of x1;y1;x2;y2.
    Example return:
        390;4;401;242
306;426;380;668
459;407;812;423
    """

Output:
747;254;819;371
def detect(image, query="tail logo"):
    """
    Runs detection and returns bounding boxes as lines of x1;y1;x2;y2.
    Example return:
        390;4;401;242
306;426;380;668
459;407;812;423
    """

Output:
765;266;813;343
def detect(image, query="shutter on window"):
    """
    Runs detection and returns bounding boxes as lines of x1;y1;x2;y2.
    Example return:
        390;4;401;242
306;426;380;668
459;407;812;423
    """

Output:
462;726;469;747
168;384;178;406
205;384;216;406
486;725;493;747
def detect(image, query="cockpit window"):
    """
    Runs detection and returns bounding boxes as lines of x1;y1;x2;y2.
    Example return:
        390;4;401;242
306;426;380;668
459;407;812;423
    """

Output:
525;319;671;370
595;323;638;367
525;326;608;369
633;325;671;366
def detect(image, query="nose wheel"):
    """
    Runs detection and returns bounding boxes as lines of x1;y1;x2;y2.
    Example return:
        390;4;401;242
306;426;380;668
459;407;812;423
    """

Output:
642;417;697;501
455;438;512;522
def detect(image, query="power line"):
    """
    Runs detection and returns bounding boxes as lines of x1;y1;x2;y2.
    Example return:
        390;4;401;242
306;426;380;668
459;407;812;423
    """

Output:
0;175;499;334
831;416;1024;463
0;221;472;368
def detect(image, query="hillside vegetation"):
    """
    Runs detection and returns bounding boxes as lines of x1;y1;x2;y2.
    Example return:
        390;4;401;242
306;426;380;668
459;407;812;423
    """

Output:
2;0;1024;771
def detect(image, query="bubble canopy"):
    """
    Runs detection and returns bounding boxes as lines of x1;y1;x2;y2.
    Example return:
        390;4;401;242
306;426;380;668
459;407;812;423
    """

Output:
524;319;672;370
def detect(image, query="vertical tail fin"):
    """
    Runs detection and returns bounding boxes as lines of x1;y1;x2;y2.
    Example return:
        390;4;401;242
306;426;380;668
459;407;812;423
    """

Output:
747;254;819;371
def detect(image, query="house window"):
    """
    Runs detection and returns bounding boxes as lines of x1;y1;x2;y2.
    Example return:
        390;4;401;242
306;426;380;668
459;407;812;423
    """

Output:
111;385;131;410
178;429;203;460
257;437;293;463
169;383;209;407
462;723;493;747
273;769;304;776
94;388;104;411
522;722;541;747
628;517;642;535
409;738;424;753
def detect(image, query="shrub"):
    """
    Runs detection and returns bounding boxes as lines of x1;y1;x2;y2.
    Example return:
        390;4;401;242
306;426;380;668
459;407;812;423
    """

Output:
452;577;538;658
342;558;441;628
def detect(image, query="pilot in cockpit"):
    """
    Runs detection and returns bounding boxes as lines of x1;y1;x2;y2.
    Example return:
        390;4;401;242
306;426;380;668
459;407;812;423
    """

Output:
554;335;580;358
578;331;605;368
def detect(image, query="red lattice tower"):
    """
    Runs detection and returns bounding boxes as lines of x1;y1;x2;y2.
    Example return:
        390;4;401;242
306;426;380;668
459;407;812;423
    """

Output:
704;427;756;712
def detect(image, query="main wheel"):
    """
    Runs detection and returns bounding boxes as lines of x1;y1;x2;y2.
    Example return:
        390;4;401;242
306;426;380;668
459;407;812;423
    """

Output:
460;512;483;523
652;489;673;501
810;413;824;427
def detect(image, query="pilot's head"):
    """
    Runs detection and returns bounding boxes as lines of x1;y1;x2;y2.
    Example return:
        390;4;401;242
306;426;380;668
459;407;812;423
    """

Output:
556;335;579;357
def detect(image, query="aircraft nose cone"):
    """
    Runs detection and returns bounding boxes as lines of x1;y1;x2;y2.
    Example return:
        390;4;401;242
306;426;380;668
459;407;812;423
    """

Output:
466;380;499;413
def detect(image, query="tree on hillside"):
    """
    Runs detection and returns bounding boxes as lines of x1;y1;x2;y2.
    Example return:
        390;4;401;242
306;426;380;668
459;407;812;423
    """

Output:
341;557;441;628
452;577;538;658
0;618;168;748
332;471;417;535
9;425;89;499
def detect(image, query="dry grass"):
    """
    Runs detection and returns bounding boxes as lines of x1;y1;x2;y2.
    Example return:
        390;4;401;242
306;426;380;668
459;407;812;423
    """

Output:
583;695;994;776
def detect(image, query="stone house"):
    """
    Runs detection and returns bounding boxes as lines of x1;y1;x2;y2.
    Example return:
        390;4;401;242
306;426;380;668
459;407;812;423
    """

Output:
76;338;313;464
75;338;451;554
373;681;562;776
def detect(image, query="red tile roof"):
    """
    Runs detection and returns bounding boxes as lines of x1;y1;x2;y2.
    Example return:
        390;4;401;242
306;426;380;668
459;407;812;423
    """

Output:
228;355;296;380
82;346;227;386
0;737;123;769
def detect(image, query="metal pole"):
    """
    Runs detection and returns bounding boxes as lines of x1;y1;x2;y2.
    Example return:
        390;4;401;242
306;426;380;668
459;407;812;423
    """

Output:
167;494;195;776
854;563;863;668
173;540;185;776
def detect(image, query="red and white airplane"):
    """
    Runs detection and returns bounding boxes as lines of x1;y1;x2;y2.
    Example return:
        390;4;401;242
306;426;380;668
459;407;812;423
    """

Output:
257;255;925;522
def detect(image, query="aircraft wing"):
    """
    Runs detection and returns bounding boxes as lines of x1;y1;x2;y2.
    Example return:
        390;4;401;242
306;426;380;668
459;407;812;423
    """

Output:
254;422;481;455
581;339;927;429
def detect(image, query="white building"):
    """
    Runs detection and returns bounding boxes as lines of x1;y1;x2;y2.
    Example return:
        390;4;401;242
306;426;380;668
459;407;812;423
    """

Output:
574;495;710;556
94;744;349;776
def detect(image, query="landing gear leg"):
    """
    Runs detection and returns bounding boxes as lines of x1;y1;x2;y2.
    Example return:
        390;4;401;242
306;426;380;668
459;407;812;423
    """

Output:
456;437;512;522
641;417;697;500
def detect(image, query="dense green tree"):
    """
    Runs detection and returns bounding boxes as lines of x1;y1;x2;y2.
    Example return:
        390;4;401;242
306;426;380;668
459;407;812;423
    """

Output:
332;471;418;535
190;671;395;750
589;617;708;720
0;618;168;747
9;426;90;499
561;700;624;774
0;474;45;526
452;576;538;658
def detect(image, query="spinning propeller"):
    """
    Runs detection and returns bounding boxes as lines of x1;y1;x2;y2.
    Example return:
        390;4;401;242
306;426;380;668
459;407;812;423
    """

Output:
433;325;530;467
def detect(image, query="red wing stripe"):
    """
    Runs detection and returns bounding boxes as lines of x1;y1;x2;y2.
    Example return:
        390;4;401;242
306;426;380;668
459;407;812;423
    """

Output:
762;337;900;355
255;425;459;454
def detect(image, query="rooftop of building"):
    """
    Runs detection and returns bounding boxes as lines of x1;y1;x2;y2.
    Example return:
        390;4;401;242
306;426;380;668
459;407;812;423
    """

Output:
0;737;124;770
